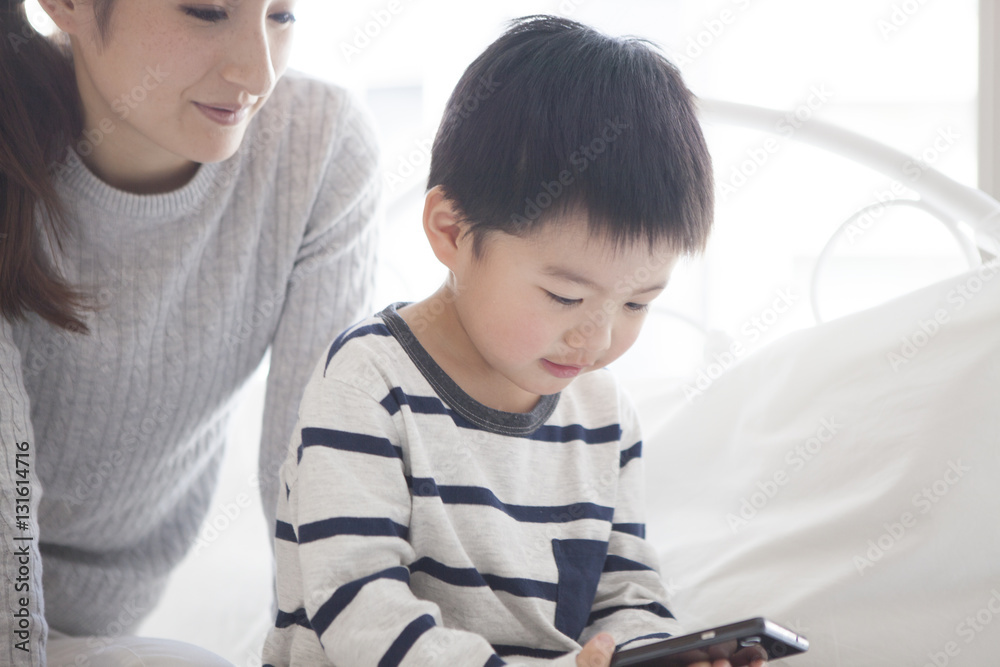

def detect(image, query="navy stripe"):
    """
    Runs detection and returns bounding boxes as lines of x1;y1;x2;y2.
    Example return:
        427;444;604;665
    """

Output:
298;517;408;543
380;387;449;418
612;523;645;538
325;323;392;373
299;427;402;464
531;423;621;444
484;656;507;667
408;479;614;524
587;601;675;626
311;566;410;638
275;520;297;543
616;632;673;651
407;476;441;497
379;389;401;416
379;614;436;667
603;555;653;573
378;387;619;444
619;441;642;468
274;607;311;630
410;557;559;601
494;645;570;659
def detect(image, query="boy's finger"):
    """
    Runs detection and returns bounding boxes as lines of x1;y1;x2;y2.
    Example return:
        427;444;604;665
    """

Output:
579;633;615;667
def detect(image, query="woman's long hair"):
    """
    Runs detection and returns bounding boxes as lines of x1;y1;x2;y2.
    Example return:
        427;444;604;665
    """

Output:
0;0;113;332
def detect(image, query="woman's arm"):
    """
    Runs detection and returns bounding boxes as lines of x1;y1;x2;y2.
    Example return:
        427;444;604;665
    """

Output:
1;318;46;667
255;88;383;541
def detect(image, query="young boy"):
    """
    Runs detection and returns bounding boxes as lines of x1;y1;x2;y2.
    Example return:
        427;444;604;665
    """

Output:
263;15;748;667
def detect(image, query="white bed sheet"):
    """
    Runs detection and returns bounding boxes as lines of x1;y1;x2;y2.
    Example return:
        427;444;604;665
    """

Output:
141;261;1000;666
636;261;1000;666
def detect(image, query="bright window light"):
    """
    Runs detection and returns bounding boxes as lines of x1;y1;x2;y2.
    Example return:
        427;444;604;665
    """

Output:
138;3;979;662
290;0;978;381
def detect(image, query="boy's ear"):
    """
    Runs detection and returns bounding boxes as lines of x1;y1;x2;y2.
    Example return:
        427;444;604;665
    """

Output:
37;0;89;36
422;186;469;270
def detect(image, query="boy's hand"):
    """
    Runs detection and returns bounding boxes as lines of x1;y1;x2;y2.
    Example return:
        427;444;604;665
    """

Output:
577;633;615;667
576;635;767;667
582;647;767;667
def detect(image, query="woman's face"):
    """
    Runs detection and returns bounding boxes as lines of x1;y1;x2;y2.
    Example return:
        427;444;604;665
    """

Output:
46;0;297;191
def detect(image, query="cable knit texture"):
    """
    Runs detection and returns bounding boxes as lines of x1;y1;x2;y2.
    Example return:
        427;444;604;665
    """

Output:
0;71;381;666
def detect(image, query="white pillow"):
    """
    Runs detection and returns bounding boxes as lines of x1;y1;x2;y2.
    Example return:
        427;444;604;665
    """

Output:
638;262;1000;666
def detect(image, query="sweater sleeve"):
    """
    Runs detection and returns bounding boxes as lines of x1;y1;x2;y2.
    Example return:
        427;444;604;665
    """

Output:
270;373;579;667
580;395;682;651
1;318;46;667
256;89;382;544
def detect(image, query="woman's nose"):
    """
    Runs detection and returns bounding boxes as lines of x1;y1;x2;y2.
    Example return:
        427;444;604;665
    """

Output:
220;16;277;99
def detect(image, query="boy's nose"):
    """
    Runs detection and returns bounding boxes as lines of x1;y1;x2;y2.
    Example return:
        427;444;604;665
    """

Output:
565;316;613;356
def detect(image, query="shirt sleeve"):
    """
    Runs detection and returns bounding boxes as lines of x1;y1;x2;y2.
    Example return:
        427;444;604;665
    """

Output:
256;90;383;545
580;394;682;651
1;318;47;667
271;369;580;667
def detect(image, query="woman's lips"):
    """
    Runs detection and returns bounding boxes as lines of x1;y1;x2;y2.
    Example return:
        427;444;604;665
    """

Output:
541;359;584;379
194;102;250;127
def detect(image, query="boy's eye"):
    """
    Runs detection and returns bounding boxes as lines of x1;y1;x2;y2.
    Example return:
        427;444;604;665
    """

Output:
546;291;582;307
625;302;650;313
183;6;227;22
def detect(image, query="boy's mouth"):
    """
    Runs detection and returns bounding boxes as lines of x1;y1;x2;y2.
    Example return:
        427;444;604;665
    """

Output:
541;359;584;379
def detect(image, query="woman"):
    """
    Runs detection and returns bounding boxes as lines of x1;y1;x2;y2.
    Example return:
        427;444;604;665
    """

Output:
0;0;380;664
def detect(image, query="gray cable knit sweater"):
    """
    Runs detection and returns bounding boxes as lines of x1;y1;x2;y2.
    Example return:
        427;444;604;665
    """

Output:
0;71;381;667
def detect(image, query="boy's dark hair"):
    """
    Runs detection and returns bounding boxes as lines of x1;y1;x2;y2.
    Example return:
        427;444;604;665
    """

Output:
427;15;714;256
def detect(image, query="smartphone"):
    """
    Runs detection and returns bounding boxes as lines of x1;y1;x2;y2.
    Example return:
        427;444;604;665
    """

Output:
609;617;809;666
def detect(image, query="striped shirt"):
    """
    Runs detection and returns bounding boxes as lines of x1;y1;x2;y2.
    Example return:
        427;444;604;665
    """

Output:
262;304;679;666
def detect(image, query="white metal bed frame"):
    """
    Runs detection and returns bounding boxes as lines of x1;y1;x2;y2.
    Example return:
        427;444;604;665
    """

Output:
699;99;1000;323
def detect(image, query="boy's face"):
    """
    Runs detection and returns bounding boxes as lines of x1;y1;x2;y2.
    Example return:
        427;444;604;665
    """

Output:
445;216;677;410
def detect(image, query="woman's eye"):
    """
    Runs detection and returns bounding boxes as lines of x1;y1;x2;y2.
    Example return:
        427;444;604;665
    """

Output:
546;292;582;307
625;302;650;313
183;6;227;22
269;12;297;24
